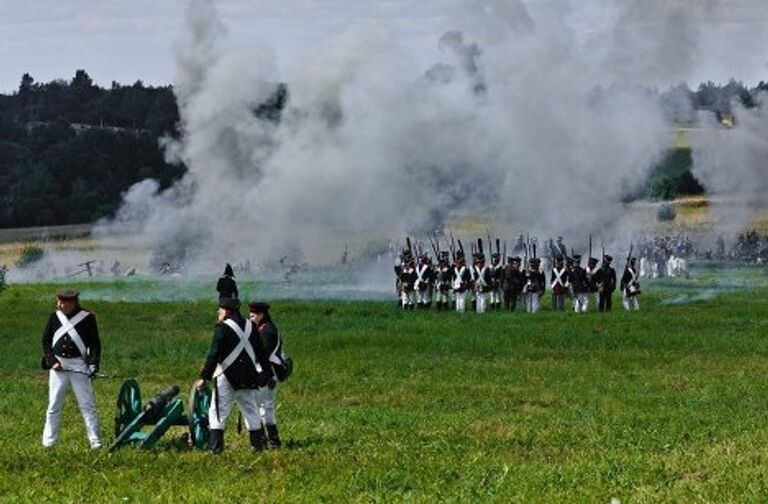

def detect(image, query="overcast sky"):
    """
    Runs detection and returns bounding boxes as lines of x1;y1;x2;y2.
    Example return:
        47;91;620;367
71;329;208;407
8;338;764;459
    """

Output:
1;0;766;93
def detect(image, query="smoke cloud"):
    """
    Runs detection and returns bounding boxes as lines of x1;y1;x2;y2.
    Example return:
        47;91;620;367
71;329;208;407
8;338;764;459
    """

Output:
690;94;768;233
94;0;765;272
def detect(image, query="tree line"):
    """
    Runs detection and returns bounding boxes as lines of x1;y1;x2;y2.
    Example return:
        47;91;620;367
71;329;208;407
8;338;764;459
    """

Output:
0;70;765;228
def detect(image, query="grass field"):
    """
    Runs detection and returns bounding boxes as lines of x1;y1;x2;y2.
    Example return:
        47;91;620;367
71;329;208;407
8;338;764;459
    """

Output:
1;269;767;502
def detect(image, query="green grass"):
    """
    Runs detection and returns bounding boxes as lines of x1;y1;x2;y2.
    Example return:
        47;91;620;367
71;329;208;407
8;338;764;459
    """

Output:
1;271;768;502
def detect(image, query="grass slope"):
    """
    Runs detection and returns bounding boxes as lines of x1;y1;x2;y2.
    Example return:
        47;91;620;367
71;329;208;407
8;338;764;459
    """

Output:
1;277;767;502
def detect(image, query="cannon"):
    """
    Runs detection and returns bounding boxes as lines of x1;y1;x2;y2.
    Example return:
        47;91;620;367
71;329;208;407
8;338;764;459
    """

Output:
108;379;211;452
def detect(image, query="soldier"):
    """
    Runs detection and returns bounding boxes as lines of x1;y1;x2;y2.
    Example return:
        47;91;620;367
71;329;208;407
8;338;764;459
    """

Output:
524;258;546;313
41;288;102;449
398;255;417;310
585;257;600;309
594;255;617;312
472;253;492;313
621;257;641;311
550;256;569;312
216;263;239;300
452;253;472;313
249;302;286;449
415;254;434;309
193;297;273;453
570;255;589;313
489;253;503;310
501;256;525;312
434;252;454;311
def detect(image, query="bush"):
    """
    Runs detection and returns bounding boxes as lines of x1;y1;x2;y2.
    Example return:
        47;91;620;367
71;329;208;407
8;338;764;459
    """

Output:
16;244;44;268
657;203;677;222
0;267;6;292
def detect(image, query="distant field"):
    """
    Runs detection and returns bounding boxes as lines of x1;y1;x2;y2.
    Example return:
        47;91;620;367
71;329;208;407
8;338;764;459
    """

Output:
1;269;768;502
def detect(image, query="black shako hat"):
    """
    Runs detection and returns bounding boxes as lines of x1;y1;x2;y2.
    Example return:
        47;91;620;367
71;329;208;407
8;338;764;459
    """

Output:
603;255;613;263
223;263;235;277
248;301;271;313
56;288;79;299
218;297;241;310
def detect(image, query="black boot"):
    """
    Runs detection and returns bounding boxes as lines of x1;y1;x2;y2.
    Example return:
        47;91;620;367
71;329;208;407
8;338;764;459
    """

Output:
209;429;224;454
265;424;282;448
249;428;267;452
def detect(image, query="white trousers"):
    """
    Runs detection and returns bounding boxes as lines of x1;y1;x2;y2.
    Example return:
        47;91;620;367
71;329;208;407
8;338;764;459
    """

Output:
573;293;589;313
208;375;262;431
255;386;277;426
454;291;467;312
623;292;640;311
400;290;414;308
42;357;101;448
436;289;451;304
526;293;540;313
490;289;502;305
417;288;431;305
475;292;487;313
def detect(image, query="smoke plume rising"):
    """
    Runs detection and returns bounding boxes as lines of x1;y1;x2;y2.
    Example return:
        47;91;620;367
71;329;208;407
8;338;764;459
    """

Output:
95;0;765;272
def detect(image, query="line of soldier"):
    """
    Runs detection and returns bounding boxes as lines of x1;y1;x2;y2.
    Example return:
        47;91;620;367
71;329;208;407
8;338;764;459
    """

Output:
394;241;641;313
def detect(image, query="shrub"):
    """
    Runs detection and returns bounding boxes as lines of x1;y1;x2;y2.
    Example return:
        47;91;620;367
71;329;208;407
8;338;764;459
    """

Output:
16;244;44;268
657;203;677;222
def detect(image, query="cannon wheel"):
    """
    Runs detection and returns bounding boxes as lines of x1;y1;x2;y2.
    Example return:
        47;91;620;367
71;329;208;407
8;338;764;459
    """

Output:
188;383;211;448
115;379;142;438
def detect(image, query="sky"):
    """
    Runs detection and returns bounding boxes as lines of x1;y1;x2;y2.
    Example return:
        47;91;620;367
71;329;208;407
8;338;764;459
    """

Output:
1;0;767;94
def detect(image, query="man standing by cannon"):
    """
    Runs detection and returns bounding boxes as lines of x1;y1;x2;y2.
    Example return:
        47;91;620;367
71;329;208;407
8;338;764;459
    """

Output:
193;297;273;453
41;288;102;449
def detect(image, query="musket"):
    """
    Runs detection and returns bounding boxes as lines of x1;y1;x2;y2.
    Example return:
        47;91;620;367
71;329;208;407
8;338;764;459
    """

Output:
625;242;634;271
48;368;113;379
496;238;501;256
503;240;507;261
589;234;593;261
429;234;439;258
477;238;484;255
406;237;413;255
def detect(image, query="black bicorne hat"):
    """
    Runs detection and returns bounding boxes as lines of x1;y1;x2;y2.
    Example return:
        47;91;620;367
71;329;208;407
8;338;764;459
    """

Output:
56;288;79;299
248;301;271;313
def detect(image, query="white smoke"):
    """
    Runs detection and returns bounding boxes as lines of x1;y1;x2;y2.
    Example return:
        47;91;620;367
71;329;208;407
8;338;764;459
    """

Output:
690;93;768;233
95;0;763;271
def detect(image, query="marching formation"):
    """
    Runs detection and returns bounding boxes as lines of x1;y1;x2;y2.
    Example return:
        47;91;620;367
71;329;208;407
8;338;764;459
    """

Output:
394;236;642;313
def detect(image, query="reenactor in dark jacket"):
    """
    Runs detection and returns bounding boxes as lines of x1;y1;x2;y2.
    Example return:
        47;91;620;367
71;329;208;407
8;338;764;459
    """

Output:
621;257;641;311
452;254;472;312
524;258;546;313
398;256;417;310
594;255;617;312
472;254;493;313
489;253;503;310
249;302;287;449
585;256;600;310
570;254;589;313
41;288;102;449
434;252;454;311
194;297;273;453
550;256;569;312
501;257;525;312
216;263;238;299
415;254;434;309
